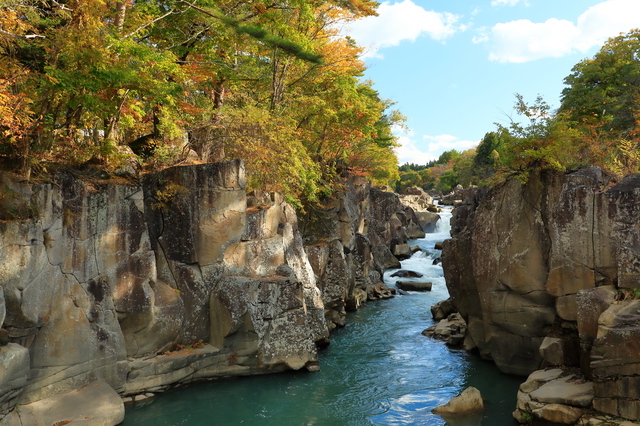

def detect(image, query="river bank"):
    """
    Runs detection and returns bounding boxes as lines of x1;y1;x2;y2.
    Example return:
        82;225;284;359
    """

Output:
122;207;522;425
122;296;522;425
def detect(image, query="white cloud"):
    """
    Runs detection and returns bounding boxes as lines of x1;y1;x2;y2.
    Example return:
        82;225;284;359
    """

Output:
472;27;489;44
344;0;464;58
486;0;640;63
423;134;479;155
574;0;640;50
491;0;527;6
394;128;478;164
489;18;579;62
395;135;437;164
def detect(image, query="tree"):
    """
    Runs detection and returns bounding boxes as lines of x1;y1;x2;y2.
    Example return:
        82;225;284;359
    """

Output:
436;149;460;165
0;0;402;207
495;94;583;181
558;29;640;176
472;131;504;181
453;149;476;188
559;29;640;138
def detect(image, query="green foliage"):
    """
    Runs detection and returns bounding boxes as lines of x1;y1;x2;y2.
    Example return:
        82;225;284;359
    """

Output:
618;286;640;301
151;182;189;211
399;162;435;172
556;29;640;176
452;149;476;188
474;132;504;170
394;29;640;193
560;29;640;137
437;150;460;165
494;94;585;182
0;0;400;207
520;411;533;424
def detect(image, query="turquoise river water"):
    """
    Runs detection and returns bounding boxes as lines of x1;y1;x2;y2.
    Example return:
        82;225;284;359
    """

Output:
122;208;522;425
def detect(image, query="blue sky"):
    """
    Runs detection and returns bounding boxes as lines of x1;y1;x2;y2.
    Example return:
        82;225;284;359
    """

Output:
342;0;640;164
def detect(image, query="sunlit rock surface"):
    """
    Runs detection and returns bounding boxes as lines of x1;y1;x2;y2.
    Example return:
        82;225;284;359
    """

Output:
0;161;420;422
442;167;640;422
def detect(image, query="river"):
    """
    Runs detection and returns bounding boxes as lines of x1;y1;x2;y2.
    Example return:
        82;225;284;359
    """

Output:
122;207;522;425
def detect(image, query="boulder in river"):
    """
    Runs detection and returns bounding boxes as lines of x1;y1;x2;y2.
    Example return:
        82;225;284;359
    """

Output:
422;313;466;346
415;211;440;233
390;270;423;278
392;243;412;260
431;298;455;321
433;386;484;416
396;281;432;292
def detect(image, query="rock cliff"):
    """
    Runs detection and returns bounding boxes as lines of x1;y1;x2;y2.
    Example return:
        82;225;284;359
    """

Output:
301;176;422;331
441;167;640;422
0;162;420;424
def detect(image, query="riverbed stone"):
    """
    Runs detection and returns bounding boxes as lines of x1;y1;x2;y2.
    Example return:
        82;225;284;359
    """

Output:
515;368;594;424
423;313;466;346
123;345;225;395
396;281;432;292
532;403;584;424
539;334;579;367
366;284;389;300
415;211;440;232
589;299;640;420
210;275;317;371
306;239;349;331
390;270;423;278
431;298;455;321
0;289;5;330
405;222;425;239
593;376;640;420
529;374;594;407
432;386;484;416
556;294;578;321
392;243;412;260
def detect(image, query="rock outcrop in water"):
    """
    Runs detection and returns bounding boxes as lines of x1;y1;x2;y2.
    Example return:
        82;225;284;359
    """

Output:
0;162;420;424
441;166;640;423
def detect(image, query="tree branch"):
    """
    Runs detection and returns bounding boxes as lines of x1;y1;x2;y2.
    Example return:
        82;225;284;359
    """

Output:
0;28;45;40
177;0;219;19
107;9;175;48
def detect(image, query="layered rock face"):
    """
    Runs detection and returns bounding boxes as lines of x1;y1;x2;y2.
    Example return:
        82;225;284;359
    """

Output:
0;161;324;422
441;167;640;422
0;162;418;423
301;177;423;331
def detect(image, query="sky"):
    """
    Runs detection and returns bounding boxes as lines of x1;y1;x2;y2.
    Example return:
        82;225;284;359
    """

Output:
342;0;640;165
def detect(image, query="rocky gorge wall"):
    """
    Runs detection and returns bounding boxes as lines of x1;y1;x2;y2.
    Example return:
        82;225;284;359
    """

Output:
0;161;423;425
441;167;640;423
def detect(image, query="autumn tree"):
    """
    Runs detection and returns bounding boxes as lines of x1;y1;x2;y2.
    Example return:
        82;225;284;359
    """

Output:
559;29;640;137
558;28;640;175
0;0;401;206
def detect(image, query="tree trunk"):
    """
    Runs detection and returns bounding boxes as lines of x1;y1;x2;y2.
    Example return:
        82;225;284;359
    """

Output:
114;1;127;31
270;51;289;111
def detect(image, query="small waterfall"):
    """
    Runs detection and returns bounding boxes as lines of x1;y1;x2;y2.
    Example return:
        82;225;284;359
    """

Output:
434;207;452;235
